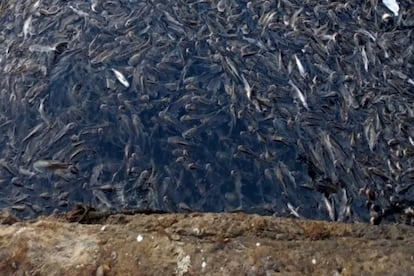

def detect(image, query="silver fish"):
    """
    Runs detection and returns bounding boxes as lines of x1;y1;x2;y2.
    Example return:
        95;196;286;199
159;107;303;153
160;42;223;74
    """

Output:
289;79;309;110
294;54;306;78
33;160;73;173
111;68;130;88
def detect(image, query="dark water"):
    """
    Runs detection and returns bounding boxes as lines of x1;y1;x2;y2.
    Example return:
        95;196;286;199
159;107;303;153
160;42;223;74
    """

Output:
0;0;413;224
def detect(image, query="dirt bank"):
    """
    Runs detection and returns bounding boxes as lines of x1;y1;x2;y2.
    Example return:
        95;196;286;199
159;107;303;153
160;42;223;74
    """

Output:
0;210;413;275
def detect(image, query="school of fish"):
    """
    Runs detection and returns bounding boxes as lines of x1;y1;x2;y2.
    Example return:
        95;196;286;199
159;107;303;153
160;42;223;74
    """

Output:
0;0;413;225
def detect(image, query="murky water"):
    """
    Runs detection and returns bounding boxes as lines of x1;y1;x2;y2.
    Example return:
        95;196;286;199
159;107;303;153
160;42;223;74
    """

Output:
0;0;413;224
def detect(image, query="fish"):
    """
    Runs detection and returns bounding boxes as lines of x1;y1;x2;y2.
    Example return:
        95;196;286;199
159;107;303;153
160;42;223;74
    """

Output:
382;0;400;16
68;5;89;18
288;79;309;110
0;0;412;225
22;16;33;39
287;203;302;219
294;54;306;78
32;160;76;173
93;189;113;209
241;74;252;100
47;122;77;148
361;46;369;72
111;68;130;88
323;195;336;221
38;97;50;126
22;123;45;143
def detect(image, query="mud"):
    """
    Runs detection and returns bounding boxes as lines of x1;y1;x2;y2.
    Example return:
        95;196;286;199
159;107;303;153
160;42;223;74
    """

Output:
1;211;413;275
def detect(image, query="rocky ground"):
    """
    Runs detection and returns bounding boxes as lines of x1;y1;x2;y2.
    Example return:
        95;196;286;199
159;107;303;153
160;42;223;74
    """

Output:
0;210;413;275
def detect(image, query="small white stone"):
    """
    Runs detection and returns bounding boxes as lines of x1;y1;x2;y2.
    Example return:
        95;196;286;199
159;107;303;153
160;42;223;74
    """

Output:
137;234;143;242
256;242;261;247
192;227;200;235
100;225;107;231
201;261;207;268
15;227;27;235
312;258;317;265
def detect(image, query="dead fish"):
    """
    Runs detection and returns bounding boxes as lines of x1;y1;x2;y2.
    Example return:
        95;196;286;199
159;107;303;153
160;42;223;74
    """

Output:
111;68;130;88
288;79;309;110
323;195;336;221
22;16;33;39
294;54;306;78
383;0;399;16
287;202;302;218
39;97;50;126
361;46;369;72
241;74;252;100
93;189;113;209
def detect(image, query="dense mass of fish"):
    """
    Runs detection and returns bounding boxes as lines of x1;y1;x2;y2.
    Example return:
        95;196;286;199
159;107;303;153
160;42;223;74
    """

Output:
0;0;413;225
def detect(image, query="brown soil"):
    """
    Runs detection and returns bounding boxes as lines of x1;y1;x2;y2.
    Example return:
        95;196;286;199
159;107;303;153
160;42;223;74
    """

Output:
0;210;413;275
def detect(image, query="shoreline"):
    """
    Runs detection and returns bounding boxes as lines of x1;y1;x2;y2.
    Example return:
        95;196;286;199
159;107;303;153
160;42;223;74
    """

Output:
1;211;413;275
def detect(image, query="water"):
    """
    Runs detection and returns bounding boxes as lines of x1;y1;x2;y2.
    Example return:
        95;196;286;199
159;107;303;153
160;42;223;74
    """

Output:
0;0;413;225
